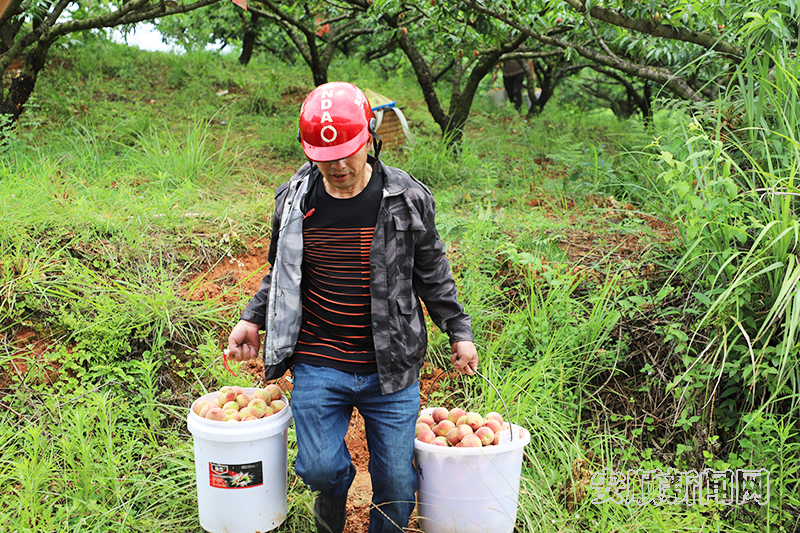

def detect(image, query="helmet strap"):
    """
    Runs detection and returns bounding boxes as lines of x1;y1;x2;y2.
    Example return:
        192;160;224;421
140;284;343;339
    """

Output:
372;132;383;161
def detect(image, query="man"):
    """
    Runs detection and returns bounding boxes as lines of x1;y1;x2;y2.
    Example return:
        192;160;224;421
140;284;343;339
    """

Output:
226;82;478;533
492;58;527;111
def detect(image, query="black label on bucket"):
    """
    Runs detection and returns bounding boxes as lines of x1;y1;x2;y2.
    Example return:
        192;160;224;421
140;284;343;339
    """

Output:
209;461;263;489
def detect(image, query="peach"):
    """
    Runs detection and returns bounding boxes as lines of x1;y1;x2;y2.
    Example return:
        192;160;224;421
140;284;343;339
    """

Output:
483;419;502;433
270;399;286;413
251;389;271;402
492;431;502;446
205;407;226;421
416;423;431;437
456;415;468;427
192;400;210;415
445;427;460;446
431;407;449;424
434;419;455;437
475;426;494;446
432;436;448;446
485;411;504;425
248;398;269;418
224;409;241;421
222;400;240;412
456;424;473;442
448;407;467;424
217;387;237;405
265;383;282;401
417;414;435;428
199;403;212;418
460;434;482;447
417;428;436;444
241;415;259;421
465;412;484;432
235;393;251;409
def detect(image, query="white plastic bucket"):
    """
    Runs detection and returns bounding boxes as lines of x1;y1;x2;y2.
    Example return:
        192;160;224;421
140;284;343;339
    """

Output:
187;388;293;533
414;408;530;533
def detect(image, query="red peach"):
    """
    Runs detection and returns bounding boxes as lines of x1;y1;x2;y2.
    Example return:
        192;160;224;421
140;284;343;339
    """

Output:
431;407;449;424
446;427;460;446
401;27;408;35
241;415;259;421
192;400;210;415
416;423;431;437
224;409;241;421
485;412;504;424
235;393;251;409
456;424;474;442
556;17;562;23
217;387;237;405
417;414;435;428
265;384;282;401
461;434;482;447
465;412;484;432
417;428;436;444
270;399;286;413
432;436;448;446
233;386;244;396
448;408;466;424
205;407;226;421
252;389;271;402
248;398;269;418
456;415;468;427
435;419;455;437
239;406;253;418
475;426;495;446
473;50;479;58
483;419;502;433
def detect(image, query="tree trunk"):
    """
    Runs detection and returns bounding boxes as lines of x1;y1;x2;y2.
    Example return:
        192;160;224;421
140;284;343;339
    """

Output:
239;12;261;66
0;40;51;126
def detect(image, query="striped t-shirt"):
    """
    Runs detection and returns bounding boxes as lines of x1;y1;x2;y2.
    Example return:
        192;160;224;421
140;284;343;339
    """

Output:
293;170;382;374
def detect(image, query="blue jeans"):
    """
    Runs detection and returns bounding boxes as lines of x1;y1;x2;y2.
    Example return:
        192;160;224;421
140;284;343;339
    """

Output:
292;363;420;533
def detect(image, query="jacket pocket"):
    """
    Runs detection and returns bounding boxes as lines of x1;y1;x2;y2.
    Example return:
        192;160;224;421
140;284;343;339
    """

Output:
396;295;426;359
266;286;302;364
392;213;424;282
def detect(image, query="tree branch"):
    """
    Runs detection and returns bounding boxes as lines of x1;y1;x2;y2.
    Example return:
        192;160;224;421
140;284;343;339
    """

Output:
463;0;703;102
560;0;741;59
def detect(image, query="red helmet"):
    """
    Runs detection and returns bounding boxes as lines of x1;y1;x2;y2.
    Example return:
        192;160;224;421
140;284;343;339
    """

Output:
298;82;374;161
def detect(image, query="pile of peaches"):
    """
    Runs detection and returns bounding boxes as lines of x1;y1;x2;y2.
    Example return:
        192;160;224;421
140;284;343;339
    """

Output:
192;384;287;422
416;407;518;447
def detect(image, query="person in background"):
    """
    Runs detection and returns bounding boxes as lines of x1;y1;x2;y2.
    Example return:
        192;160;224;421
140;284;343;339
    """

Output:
493;58;527;111
226;81;479;533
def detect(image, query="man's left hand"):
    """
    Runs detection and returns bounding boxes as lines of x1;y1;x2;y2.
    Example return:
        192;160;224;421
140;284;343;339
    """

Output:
450;340;478;375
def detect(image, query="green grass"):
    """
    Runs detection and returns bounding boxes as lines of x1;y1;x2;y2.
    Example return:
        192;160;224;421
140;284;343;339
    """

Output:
1;36;797;533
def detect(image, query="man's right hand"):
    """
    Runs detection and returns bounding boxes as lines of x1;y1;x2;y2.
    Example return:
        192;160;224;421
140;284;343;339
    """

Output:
227;320;261;362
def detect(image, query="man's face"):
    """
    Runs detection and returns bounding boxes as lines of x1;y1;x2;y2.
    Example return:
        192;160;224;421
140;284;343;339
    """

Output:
315;139;371;199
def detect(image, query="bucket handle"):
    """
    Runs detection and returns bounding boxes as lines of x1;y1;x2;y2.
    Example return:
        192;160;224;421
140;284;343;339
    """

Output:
424;368;516;442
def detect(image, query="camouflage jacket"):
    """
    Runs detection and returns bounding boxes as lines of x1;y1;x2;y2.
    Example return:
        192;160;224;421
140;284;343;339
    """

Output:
241;157;473;395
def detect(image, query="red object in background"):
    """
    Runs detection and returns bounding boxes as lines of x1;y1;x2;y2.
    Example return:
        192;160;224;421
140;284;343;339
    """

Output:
315;15;330;36
232;0;247;10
